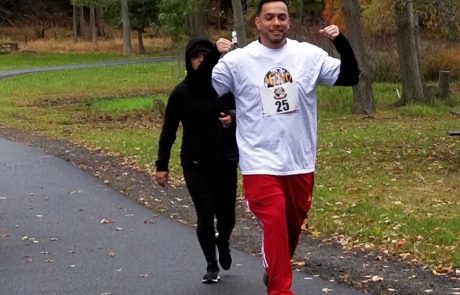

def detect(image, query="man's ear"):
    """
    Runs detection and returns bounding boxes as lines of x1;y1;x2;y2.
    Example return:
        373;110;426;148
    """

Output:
255;16;261;30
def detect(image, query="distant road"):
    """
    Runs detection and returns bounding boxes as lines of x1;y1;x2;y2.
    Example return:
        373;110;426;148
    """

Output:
0;56;176;79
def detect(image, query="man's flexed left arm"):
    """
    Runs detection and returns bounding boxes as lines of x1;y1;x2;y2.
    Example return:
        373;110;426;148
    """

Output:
320;25;360;86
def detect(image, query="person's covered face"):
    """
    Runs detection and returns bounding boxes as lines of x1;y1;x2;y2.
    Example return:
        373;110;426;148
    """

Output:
190;51;206;71
255;1;290;49
185;38;212;74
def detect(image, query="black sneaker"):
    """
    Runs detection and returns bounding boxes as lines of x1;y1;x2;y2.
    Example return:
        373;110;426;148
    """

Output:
263;271;269;287
216;239;232;270
202;271;220;284
202;262;220;284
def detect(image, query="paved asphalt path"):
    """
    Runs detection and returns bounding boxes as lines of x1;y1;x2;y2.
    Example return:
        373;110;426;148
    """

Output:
0;56;175;79
0;137;362;295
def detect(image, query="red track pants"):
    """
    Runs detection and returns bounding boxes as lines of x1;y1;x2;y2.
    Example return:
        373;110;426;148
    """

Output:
243;173;314;295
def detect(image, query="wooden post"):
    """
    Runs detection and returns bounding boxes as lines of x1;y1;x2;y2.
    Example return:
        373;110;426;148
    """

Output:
438;70;451;98
152;99;165;119
231;0;247;47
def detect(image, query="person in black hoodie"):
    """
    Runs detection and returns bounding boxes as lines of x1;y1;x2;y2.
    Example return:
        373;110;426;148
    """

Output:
155;37;238;284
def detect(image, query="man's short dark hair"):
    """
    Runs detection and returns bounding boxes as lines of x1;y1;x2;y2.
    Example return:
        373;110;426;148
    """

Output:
257;0;288;15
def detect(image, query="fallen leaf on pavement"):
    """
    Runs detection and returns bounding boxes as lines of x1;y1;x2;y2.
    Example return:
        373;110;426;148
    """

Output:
434;266;453;274
100;218;115;224
292;260;306;267
24;256;33;262
144;218;156;224
371;275;384;282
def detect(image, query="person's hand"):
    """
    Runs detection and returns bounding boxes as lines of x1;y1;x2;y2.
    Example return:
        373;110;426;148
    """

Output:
216;38;233;54
219;112;232;128
155;171;169;187
319;25;340;41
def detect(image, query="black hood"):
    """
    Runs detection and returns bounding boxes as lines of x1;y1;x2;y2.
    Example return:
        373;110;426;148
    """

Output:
185;37;214;76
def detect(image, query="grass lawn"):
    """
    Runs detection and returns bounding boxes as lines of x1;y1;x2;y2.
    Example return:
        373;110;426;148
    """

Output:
0;54;458;271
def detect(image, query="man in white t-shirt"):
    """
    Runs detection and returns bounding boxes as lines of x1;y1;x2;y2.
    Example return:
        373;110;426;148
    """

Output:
211;1;359;294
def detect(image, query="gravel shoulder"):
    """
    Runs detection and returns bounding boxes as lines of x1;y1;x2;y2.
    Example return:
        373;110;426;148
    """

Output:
1;126;458;295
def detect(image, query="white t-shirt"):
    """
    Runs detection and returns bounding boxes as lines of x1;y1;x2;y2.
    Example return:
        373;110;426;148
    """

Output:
212;38;340;175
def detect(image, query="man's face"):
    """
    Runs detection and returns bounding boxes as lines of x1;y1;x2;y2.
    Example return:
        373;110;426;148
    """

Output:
255;1;290;49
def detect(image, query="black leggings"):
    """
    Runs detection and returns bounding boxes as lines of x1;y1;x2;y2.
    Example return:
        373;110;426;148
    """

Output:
183;161;237;265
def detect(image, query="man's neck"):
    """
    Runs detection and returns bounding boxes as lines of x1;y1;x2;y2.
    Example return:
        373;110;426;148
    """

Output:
258;37;287;49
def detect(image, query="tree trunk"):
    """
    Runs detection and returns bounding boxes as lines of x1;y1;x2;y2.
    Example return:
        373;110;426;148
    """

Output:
121;0;132;55
189;0;207;36
72;5;78;42
195;8;205;35
231;0;247;47
137;29;145;54
216;0;221;30
79;6;87;38
395;0;426;104
341;0;375;115
298;1;304;25
90;6;97;45
96;7;105;37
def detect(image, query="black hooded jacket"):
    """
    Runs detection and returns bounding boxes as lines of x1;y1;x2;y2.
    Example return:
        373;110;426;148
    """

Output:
155;37;238;171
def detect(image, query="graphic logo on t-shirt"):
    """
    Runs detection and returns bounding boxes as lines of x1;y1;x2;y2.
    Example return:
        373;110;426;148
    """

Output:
261;67;299;116
264;67;292;98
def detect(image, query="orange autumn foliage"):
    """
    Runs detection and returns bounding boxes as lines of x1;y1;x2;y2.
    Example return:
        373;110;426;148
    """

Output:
322;0;345;30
